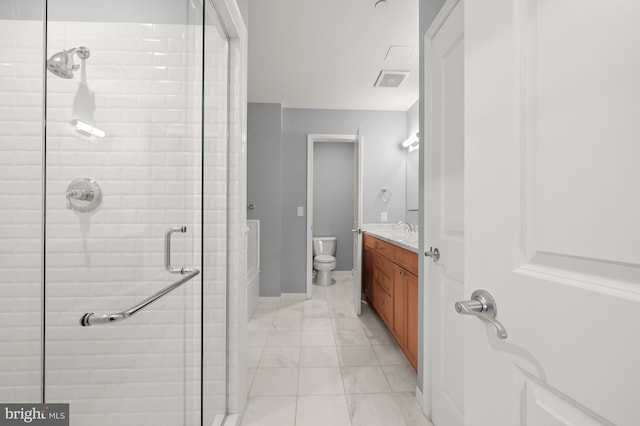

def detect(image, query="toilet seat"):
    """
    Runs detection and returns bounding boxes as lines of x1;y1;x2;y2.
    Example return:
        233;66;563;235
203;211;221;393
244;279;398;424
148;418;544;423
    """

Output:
314;255;335;263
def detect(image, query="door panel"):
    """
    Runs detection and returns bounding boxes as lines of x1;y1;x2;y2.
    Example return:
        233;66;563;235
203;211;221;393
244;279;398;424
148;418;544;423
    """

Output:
425;1;465;425
518;371;611;426
466;1;640;425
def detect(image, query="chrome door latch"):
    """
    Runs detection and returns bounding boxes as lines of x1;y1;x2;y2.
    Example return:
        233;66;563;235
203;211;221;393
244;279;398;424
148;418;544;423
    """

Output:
425;247;440;262
455;289;508;339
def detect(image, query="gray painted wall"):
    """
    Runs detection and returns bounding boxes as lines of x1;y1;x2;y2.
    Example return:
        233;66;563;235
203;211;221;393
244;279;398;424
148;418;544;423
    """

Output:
313;142;354;271
418;0;447;393
281;108;408;293
247;105;409;296
247;103;283;297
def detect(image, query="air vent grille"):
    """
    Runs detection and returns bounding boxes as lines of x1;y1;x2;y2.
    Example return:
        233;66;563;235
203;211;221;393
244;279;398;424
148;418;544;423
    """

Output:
374;70;410;88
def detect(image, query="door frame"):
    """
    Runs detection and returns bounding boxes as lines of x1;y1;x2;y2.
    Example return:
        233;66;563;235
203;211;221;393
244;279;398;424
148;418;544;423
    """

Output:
306;134;363;299
420;0;463;417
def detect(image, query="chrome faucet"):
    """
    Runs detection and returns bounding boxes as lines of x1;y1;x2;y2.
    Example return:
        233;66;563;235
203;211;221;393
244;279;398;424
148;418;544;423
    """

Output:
397;221;411;233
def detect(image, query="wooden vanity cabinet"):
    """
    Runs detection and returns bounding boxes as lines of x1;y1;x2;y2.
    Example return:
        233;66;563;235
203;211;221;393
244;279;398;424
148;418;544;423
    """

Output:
362;234;418;371
362;235;375;302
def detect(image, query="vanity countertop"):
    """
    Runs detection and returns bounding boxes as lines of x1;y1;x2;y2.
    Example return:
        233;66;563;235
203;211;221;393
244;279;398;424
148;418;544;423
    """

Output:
362;225;419;254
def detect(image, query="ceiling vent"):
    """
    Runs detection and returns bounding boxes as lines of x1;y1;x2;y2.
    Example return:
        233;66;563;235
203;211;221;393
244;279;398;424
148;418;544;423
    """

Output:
373;70;410;88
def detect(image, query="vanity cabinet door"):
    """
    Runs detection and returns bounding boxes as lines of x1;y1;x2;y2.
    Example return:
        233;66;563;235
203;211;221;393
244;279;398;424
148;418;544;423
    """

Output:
392;265;407;347
377;283;393;327
405;271;418;370
362;247;373;302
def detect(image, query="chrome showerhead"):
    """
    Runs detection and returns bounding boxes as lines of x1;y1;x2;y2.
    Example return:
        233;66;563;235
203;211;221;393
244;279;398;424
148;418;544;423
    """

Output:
47;46;90;79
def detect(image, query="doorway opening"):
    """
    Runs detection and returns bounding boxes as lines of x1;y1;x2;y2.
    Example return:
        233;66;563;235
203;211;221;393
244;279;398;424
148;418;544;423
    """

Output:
306;134;363;312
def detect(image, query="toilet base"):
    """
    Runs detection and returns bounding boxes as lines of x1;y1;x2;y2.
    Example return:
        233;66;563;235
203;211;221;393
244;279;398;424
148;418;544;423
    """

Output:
314;269;335;286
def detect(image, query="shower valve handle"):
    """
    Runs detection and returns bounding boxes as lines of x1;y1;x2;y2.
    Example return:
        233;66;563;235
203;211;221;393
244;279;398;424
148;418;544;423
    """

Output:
65;188;94;209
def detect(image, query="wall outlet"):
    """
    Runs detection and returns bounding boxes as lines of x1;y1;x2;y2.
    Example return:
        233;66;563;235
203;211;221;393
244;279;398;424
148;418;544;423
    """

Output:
381;212;387;222
297;206;304;217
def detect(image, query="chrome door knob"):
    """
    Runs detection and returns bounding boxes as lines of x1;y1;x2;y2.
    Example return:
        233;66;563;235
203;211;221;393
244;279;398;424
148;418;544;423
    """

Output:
425;247;440;262
455;289;508;339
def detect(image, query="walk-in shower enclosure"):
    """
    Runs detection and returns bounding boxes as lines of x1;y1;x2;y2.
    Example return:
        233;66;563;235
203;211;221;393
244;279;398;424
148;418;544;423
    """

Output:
0;0;247;424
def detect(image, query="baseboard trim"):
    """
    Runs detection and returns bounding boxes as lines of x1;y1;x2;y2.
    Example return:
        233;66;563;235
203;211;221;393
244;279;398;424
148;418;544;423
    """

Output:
416;386;424;409
281;292;307;299
259;293;306;303
221;413;239;426
258;296;281;303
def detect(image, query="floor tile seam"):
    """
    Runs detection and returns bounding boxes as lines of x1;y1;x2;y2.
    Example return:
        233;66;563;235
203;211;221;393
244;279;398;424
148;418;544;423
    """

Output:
391;392;420;426
377;364;395;393
380;365;413;393
389;392;417;426
294;394;352;426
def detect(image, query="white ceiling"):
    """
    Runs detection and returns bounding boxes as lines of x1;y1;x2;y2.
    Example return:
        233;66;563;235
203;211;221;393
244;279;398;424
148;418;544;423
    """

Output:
247;0;419;111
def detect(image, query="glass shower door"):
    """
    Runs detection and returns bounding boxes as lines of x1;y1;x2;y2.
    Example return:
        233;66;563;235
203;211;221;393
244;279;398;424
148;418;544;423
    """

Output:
43;1;229;425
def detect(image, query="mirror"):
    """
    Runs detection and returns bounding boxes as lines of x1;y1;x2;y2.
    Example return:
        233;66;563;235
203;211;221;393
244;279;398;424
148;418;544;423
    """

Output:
406;147;419;223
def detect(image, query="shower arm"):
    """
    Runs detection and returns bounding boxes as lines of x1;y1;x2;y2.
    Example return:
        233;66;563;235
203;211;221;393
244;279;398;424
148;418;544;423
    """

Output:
80;267;199;326
67;46;90;60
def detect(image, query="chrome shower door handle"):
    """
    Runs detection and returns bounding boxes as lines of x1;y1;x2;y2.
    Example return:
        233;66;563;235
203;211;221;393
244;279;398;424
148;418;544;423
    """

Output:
455;289;508;339
165;226;190;274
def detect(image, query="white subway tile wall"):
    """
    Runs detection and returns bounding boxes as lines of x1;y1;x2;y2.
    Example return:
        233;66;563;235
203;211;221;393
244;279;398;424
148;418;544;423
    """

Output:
0;18;236;425
0;19;43;404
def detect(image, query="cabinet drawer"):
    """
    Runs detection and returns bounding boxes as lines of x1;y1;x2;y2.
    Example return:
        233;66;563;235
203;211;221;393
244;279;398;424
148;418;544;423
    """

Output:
375;265;393;294
373;282;393;327
374;238;394;258
394;246;418;276
373;253;394;280
363;234;375;249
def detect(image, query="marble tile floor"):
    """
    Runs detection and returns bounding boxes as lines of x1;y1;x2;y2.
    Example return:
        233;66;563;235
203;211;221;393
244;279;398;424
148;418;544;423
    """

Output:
241;271;434;426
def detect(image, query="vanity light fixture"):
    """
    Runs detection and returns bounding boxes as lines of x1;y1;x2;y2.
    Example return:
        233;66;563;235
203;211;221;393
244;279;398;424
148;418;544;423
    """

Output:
72;119;105;138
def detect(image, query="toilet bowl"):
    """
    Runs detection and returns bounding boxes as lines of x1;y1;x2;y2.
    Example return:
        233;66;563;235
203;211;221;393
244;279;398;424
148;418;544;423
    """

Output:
313;237;337;286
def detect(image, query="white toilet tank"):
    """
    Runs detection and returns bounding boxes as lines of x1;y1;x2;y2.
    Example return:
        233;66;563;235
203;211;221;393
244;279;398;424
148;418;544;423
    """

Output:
313;237;337;256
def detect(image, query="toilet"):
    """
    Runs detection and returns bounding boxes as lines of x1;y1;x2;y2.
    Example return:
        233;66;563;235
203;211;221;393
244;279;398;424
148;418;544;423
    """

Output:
312;237;337;286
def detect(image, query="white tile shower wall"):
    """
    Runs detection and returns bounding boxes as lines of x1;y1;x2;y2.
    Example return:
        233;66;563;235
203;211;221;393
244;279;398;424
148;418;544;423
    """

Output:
0;19;231;425
0;19;43;403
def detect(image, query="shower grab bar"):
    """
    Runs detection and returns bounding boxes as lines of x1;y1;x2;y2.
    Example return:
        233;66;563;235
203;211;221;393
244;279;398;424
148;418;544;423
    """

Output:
80;268;200;327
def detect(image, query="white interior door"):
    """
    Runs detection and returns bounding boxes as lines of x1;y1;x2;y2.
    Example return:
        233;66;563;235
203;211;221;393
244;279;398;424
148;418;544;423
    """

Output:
353;133;363;315
424;1;464;425
465;1;640;425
